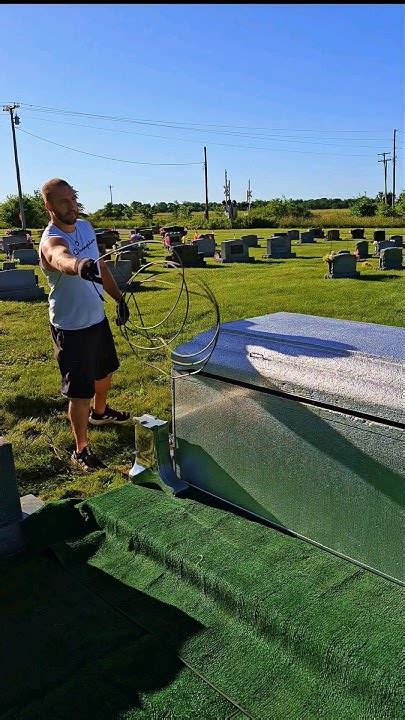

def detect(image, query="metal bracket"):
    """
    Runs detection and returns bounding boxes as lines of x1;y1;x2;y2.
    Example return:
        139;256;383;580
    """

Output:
134;414;188;496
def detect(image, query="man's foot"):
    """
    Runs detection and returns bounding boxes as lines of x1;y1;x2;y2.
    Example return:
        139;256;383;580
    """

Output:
71;446;106;472
89;405;131;426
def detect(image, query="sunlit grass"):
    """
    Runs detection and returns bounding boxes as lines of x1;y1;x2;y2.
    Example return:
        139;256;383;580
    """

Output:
1;227;403;501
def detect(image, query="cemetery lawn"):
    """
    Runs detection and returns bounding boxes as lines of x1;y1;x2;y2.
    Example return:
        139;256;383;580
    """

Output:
1;228;403;720
1;227;404;502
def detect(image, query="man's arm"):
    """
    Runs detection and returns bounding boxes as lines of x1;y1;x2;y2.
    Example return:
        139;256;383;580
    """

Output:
99;259;122;301
41;236;78;275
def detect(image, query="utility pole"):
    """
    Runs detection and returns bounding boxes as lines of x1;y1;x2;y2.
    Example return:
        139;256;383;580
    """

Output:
377;152;391;204
392;130;397;208
247;179;252;212
108;184;115;230
224;170;232;219
203;146;209;221
2;103;26;230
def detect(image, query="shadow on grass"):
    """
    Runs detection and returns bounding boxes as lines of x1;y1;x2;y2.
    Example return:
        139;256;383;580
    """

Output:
0;547;202;720
3;394;66;419
358;273;403;281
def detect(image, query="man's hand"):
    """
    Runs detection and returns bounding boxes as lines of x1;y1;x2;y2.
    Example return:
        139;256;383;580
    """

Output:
116;297;130;326
76;258;100;282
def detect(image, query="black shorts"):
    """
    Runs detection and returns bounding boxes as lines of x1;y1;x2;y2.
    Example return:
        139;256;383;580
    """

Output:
50;316;120;399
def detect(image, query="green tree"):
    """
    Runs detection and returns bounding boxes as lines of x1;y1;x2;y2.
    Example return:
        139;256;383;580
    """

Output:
140;204;154;224
349;195;377;217
0;191;49;228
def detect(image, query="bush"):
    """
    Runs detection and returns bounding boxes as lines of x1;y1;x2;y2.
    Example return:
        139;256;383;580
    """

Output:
349;195;377;217
0;191;49;228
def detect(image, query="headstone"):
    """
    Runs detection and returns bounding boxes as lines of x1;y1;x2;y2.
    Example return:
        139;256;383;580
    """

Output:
104;259;136;290
309;228;324;238
7;241;33;257
379;247;403;270
1;262;16;271
134;227;154;241
0;437;23;557
240;234;258;247
325;253;360;279
300;231;315;243
217;239;255;263
351;228;365;239
168;244;206;268
159;225;187;239
264;236;296;259
163;232;184;248
120;249;142;272
373;230;385;242
192;235;216;257
373;240;392;255
0;438;21;528
272;232;288;238
95;229;120;247
152;225;160;235
1;236;31;254
287;230;300;240
355;241;369;259
0;269;46;300
12;248;40;265
326;229;340;241
389;235;403;247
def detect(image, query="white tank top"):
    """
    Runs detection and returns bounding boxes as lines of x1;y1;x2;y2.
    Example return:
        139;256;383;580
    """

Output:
39;219;105;330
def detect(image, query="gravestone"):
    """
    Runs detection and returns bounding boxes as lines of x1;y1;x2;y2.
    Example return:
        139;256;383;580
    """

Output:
351;228;365;239
0;437;22;557
373;230;385;242
373;240;392;255
325;253;360;279
168;244;206;267
0;269;46;300
216;240;255;263
287;229;300;240
1;262;16;271
104;259;136;290
7;241;33;257
95;229;120;247
240;234;258;247
355;241;369;259
272;232;288;237
192;235;216;257
300;231;315;243
326;229;340;241
12;248;39;265
1;236;31;254
134;227;154;241
264;236;296;259
379;247;403;270
309;228;324;238
159;225;187;239
121;249;142;272
389;235;403;247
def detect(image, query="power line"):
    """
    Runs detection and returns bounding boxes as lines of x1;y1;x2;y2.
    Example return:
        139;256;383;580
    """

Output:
19;114;395;148
17;102;399;134
16;125;377;160
15;128;204;166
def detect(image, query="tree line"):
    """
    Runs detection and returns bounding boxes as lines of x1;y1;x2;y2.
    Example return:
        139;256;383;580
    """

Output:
0;191;403;228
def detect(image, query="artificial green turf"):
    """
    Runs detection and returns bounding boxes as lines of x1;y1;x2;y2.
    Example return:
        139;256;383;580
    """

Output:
3;484;402;720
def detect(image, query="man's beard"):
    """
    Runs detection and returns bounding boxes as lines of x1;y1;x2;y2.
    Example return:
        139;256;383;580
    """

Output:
53;208;78;225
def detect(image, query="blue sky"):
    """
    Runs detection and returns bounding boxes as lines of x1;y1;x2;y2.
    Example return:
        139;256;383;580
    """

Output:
0;4;403;212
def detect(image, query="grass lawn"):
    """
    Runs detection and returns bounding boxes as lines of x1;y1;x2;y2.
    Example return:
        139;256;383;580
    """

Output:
1;227;403;720
0;226;404;502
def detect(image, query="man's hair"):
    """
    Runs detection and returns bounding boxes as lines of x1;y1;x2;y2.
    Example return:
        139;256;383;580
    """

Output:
41;178;75;203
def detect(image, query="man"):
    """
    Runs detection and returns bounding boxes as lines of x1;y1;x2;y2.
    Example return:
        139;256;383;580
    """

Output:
39;178;131;472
